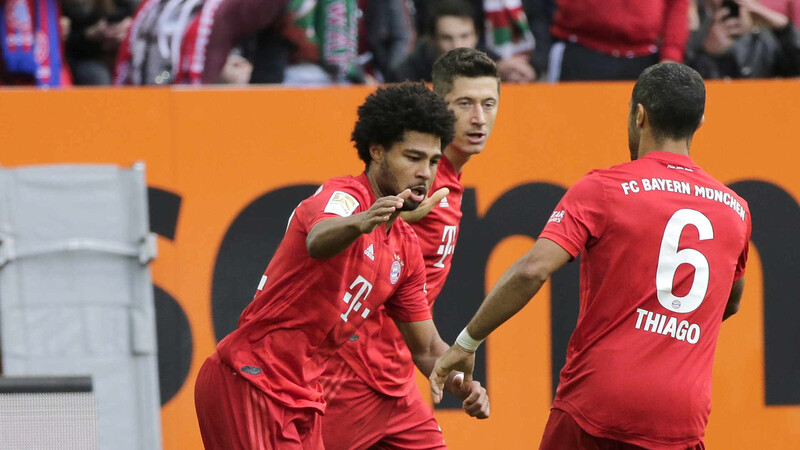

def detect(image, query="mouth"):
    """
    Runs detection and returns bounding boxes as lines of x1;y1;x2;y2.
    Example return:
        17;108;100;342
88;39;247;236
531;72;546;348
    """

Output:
466;131;486;145
408;185;427;203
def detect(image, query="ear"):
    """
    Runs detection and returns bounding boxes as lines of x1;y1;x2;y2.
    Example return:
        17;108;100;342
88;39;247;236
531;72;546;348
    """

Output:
698;114;706;129
636;104;646;129
369;143;385;164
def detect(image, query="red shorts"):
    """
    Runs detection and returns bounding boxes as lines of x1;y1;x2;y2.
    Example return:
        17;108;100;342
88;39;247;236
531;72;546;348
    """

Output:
540;408;705;450
321;357;445;450
194;352;323;450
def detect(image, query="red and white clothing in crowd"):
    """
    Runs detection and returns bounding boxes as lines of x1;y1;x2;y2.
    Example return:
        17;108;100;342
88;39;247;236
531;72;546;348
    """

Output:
114;0;286;84
551;0;690;62
321;154;463;449
539;152;751;449
195;173;431;449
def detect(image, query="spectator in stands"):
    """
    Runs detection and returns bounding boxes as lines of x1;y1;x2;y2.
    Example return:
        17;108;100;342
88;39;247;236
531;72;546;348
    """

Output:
390;0;538;82
686;0;800;78
63;0;136;85
0;0;72;86
389;0;480;82
545;0;690;81
114;0;287;85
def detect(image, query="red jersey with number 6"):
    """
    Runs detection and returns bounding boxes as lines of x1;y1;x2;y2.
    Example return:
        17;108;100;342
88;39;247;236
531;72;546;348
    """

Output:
216;173;431;412
539;152;751;449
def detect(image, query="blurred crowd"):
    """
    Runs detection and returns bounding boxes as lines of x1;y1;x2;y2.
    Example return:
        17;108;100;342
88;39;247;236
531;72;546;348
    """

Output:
0;0;797;86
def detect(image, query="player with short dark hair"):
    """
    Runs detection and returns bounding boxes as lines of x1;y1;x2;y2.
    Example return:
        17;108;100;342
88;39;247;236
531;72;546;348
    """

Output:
194;82;486;449
321;48;500;450
430;63;751;449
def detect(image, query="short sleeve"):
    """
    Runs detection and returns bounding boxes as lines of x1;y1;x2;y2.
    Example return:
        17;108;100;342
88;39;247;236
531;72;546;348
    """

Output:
538;174;607;258
385;233;433;322
296;182;368;232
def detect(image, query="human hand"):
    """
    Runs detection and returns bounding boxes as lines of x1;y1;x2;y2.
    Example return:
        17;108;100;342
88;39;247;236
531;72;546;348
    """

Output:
358;189;412;234
85;19;109;42
220;53;253;85
704;8;737;54
736;0;790;29
450;375;490;419
429;343;476;404
399;187;449;223
497;55;536;82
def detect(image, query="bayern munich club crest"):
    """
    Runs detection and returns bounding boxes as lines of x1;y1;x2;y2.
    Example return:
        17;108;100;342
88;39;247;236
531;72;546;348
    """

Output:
390;255;403;285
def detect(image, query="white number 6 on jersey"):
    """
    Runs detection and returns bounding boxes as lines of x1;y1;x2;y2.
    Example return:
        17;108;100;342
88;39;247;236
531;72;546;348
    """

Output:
656;209;714;313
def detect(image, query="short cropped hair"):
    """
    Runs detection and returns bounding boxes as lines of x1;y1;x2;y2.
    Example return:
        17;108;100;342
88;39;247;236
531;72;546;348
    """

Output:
432;47;500;97
631;63;706;141
426;0;476;36
352;83;456;167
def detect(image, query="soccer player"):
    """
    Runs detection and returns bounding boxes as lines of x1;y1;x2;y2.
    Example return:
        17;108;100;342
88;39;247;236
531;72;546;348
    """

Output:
430;63;752;449
321;48;499;450
194;82;486;449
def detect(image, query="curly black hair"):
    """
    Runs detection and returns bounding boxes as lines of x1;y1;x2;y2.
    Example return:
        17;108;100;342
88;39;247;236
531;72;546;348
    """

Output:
352;82;456;168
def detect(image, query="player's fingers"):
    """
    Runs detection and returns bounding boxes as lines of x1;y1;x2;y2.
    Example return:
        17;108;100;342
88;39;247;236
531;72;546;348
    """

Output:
429;368;447;404
462;388;481;406
428;187;450;204
463;370;474;385
393;189;412;208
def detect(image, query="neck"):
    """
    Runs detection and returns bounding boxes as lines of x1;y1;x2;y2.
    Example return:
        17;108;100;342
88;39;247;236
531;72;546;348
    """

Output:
637;131;691;159
444;145;470;173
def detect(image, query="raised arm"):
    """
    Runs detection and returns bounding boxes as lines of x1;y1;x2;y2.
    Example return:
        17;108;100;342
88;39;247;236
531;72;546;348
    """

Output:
306;190;411;259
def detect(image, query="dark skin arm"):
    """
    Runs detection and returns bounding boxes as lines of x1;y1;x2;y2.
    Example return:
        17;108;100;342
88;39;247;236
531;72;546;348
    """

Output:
306;190;411;259
395;319;490;419
723;277;745;321
429;238;572;402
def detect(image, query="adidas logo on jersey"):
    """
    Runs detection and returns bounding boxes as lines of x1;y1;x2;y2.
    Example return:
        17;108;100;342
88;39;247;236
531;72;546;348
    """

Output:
439;196;449;208
364;244;375;261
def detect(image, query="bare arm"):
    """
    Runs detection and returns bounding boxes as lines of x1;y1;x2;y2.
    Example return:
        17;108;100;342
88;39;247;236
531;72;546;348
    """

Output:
306;190;411;259
465;238;572;340
723;277;745;321
395;319;490;418
429;238;572;402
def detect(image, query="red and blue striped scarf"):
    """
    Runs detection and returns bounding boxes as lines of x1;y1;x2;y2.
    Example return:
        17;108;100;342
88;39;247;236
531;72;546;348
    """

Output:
0;0;64;86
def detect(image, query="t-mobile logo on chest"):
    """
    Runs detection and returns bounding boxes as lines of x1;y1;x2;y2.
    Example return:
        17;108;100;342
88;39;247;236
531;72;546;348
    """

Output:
433;225;458;268
341;275;373;322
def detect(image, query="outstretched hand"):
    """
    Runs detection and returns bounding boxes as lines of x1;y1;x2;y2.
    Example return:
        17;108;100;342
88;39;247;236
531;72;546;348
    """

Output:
400;187;450;223
429;344;476;404
359;189;412;233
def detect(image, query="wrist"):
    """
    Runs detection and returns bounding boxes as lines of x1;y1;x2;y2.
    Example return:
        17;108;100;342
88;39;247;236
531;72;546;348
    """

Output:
455;327;484;353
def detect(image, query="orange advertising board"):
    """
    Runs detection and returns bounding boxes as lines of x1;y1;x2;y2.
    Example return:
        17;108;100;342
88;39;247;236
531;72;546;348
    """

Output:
2;81;799;449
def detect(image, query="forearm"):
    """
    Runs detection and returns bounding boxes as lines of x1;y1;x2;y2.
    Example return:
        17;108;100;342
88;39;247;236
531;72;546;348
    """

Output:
306;215;365;259
411;334;468;395
466;261;547;340
660;0;691;62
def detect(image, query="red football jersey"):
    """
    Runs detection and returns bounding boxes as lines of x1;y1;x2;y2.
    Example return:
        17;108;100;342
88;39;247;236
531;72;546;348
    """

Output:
216;173;431;412
539;152;751;448
323;155;465;397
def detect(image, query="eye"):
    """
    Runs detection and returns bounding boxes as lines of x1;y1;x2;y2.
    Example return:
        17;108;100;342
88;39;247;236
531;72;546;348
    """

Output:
407;155;421;162
483;101;496;110
431;159;441;166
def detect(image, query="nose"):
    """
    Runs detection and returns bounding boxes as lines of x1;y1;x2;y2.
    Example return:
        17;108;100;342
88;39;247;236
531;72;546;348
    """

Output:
417;160;432;181
471;104;487;126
